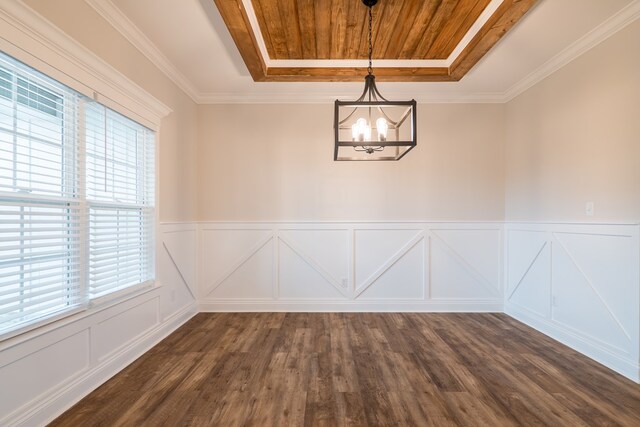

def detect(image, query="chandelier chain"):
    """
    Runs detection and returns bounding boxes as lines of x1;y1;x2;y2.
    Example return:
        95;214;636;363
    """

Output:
333;0;417;161
368;5;373;76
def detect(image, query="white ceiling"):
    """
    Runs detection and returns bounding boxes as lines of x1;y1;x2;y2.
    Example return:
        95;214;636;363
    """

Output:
103;0;637;103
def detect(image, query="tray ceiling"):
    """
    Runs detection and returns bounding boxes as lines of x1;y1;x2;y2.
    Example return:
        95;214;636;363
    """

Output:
90;0;636;102
213;0;538;81
253;0;492;60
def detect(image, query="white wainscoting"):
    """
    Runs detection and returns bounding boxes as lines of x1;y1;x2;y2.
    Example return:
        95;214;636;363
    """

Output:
0;222;198;427
198;222;504;312
3;220;639;427
504;222;640;382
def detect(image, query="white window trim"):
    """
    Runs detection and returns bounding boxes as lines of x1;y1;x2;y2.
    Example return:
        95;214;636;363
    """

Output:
89;279;155;309
0;306;86;343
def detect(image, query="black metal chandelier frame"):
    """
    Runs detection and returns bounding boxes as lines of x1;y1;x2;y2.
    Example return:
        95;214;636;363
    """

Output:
333;0;417;161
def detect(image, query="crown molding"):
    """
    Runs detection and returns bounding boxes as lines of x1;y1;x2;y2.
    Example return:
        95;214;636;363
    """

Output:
195;91;507;104
85;0;200;103
503;0;640;102
0;0;172;127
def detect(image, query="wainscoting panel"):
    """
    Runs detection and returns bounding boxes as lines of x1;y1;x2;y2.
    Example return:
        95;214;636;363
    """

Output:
505;223;640;381
198;222;504;311
3;220;638;426
162;225;197;297
280;228;350;292
430;227;502;300
506;229;551;318
356;238;425;300
200;228;274;300
278;239;348;300
159;223;198;315
93;297;160;363
0;222;198;427
0;328;90;419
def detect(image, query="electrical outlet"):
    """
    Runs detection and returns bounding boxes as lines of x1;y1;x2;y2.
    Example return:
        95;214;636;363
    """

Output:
341;278;348;288
585;201;594;216
552;296;558;307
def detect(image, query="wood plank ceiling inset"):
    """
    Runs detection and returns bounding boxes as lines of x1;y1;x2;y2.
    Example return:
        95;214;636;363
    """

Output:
212;0;539;82
252;0;492;60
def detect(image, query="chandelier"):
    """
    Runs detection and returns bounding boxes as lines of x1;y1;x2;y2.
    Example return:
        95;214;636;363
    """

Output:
334;0;417;161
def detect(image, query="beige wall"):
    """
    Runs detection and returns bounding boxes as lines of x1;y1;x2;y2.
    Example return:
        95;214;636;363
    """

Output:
505;20;640;222
197;103;505;221
24;0;199;222
22;0;639;224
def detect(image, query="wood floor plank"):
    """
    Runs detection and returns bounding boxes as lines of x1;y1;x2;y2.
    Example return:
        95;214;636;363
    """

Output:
444;392;518;427
50;313;640;427
332;391;367;427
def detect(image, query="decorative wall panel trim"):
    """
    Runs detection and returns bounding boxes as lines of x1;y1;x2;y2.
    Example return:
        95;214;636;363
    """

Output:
161;224;199;300
507;304;639;382
163;241;197;300
278;233;351;298
505;222;640;382
354;231;425;299
203;231;274;297
2;219;639;427
199;222;504;311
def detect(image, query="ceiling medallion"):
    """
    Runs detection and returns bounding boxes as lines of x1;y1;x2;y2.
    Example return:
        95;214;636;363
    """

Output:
334;0;417;161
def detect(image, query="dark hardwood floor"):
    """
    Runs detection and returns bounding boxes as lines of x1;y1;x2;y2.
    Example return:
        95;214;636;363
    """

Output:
50;313;640;426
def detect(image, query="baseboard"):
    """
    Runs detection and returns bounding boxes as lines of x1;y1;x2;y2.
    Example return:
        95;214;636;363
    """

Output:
505;303;640;382
199;300;503;312
5;302;197;427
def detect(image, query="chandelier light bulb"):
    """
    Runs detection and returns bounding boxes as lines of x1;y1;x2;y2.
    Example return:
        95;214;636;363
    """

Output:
352;118;369;142
376;117;388;142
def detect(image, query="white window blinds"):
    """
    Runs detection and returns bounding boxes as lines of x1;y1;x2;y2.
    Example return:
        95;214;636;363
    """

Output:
0;51;155;337
0;53;84;335
85;104;155;299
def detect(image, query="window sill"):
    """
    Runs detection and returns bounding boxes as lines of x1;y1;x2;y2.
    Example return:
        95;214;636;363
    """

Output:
89;280;157;310
0;281;162;351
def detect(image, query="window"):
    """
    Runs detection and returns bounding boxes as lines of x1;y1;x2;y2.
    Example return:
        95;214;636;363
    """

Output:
0;52;155;337
85;104;155;299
